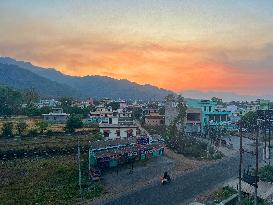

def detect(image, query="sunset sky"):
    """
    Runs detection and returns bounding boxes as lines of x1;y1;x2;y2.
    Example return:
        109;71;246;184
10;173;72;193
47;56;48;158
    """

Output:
1;0;273;96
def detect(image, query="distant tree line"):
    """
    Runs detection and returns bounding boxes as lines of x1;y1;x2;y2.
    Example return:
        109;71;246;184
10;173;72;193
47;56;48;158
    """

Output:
0;114;100;139
0;86;94;117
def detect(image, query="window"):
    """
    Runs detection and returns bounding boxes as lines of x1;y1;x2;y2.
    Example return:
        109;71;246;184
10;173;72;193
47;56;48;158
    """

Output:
127;129;133;137
103;130;110;138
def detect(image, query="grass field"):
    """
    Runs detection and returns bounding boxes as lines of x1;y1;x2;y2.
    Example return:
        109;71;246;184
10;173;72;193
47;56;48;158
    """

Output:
0;154;105;205
0;130;105;205
0;134;96;152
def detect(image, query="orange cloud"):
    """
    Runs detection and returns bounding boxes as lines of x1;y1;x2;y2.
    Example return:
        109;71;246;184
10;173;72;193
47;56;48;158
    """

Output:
1;35;273;96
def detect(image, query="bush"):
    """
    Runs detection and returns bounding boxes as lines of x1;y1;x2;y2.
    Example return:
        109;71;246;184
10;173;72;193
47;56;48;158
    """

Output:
46;129;54;136
167;134;208;159
211;186;237;203
259;165;273;182
1;122;13;138
241;194;268;205
16;121;28;136
36;121;49;134
28;129;39;138
65;114;83;133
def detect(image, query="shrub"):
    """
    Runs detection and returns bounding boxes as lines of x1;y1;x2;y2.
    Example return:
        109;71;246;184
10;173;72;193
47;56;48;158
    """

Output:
259;165;273;182
1;122;13;138
65;114;83;133
46;129;54;136
36;121;49;134
28;129;39;138
16;121;28;136
212;186;237;203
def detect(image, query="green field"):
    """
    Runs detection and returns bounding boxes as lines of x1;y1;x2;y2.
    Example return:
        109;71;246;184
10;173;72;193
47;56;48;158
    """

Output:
0;135;105;205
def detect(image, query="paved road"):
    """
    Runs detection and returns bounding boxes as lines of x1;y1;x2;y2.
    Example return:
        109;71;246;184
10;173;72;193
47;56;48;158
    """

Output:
102;151;258;205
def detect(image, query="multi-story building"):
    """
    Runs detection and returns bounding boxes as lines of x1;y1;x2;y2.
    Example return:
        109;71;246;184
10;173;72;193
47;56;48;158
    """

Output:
83;105;118;124
165;98;231;134
185;108;202;134
165;99;202;134
186;99;231;131
118;110;134;125
85;105;138;140
99;124;139;140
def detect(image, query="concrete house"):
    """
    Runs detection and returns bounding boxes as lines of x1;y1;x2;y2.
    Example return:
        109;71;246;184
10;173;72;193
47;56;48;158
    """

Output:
83;105;118;125
99;124;138;140
42;108;70;123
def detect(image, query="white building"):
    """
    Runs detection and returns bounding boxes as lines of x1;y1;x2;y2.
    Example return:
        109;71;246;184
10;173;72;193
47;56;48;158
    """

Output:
99;124;139;140
84;105;118;124
36;99;61;108
42;108;70;123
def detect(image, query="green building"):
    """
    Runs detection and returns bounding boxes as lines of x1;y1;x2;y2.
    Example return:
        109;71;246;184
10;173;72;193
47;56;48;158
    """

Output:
185;99;231;133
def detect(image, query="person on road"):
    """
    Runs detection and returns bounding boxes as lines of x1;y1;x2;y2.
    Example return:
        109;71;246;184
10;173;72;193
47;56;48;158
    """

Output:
161;171;171;184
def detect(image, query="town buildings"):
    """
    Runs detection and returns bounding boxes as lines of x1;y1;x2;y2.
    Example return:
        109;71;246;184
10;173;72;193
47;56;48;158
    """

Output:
144;108;165;126
83;105;118;124
83;102;139;140
165;98;232;134
36;99;61;108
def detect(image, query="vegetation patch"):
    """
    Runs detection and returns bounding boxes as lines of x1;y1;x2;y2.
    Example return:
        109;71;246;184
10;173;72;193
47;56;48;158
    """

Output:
0;155;105;205
210;186;237;203
259;165;273;183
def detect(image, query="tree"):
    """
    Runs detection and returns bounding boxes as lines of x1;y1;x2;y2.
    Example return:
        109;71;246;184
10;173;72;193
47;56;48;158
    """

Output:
211;97;223;105
165;94;176;101
1;122;13;138
23;104;42;116
0;86;24;116
60;97;73;107
36;121;49;134
63;106;91;117
16;121;27;136
164;95;187;144
173;95;187;131
107;102;120;110
241;111;257;132
132;107;143;120
23;88;39;105
93;131;103;140
159;107;165;115
65;114;83;133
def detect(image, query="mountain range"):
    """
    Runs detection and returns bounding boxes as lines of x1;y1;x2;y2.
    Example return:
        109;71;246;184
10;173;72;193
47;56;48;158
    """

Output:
0;57;173;100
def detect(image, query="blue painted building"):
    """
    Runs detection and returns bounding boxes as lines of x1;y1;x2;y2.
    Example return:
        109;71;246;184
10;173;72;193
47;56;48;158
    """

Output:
185;99;231;133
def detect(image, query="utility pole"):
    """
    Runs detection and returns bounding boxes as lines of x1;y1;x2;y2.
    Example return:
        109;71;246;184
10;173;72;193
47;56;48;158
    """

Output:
77;135;82;199
254;125;259;205
268;122;271;165
268;103;271;165
207;125;210;158
238;122;243;204
264;121;267;164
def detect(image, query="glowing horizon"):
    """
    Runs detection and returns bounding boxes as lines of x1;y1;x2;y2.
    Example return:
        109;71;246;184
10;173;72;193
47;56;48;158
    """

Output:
1;0;273;96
